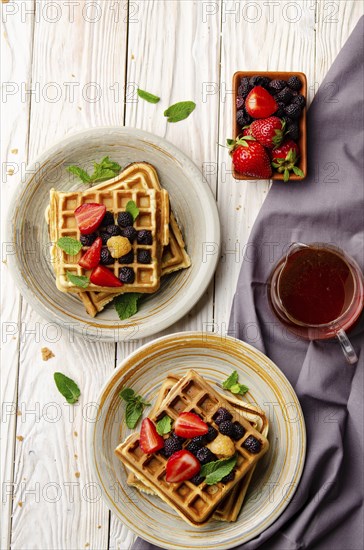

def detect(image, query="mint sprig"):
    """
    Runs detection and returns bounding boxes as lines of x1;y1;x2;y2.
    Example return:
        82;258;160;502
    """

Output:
164;101;196;123
120;387;150;429
156;415;172;436
222;370;249;396
137;88;160;104
200;455;237;485
125;200;139;221
67;156;121;184
66;272;90;288
114;293;142;320
54;372;81;404
57;237;83;256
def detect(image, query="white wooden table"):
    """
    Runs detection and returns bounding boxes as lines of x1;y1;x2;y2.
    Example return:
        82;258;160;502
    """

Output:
2;2;363;548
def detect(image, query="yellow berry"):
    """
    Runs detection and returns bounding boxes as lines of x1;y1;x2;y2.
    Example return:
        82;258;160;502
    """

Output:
207;434;235;458
107;236;132;259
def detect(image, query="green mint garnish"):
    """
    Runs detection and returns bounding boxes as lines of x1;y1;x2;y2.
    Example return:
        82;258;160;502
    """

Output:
114;293;142;320
137;88;160;104
222;370;249;396
164;101;196;123
125;200;140;221
66;271;89;288
200;455;237;485
54;372;81;404
67;156;121;185
57;237;83;256
156;415;172;436
120;387;150;429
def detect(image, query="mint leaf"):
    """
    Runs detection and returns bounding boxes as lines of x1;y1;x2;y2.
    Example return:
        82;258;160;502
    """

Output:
222;371;238;390
54;372;81;404
164;101;196;123
66;271;89;288
200;455;237;485
156;415;172;436
68;165;91;183
120;388;135;402
125;200;140;221
230;383;249;395
57;237;83;256
126;401;143;429
114;293;142;320
137;88;160;104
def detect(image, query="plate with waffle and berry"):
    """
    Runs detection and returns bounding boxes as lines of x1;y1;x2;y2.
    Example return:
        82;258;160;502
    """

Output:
7;127;220;341
91;332;306;549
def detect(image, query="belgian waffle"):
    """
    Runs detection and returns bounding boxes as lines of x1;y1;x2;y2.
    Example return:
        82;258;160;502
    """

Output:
49;186;168;294
126;374;269;522
115;370;269;526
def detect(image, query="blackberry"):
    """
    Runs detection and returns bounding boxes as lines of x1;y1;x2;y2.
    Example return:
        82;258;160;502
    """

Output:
101;211;114;227
137;230;153;245
287;75;302;91
196;447;216;465
119;267;135;284
238;76;251;98
119;250;134;264
121;226;137;243
232;422;246;441
100;247;115;265
192;435;207;447
249;75;270;88
186;440;202;456
100;232;110;245
274;101;286;118
243;435;262;454
275;87;294;105
236;96;244;110
172;432;185;443
137;249;151;264
269;79;286;93
190;474;205;486
293;94;306;108
284;103;302;119
236;109;250;128
206;424;218;442
221;470;235;484
282;116;294;127
106;224;122;237
117;211;133;228
80;233;97;247
213;408;232;425
287;124;300;141
219;421;235;437
163;436;182;458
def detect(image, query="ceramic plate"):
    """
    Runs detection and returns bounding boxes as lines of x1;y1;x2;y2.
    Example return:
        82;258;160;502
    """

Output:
91;332;306;549
7;127;220;341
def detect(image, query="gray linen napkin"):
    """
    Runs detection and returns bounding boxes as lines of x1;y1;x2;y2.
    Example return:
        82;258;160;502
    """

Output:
132;16;364;550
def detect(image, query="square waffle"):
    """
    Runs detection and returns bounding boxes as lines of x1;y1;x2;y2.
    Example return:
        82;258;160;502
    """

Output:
126;374;269;522
115;370;269;526
49;185;168;294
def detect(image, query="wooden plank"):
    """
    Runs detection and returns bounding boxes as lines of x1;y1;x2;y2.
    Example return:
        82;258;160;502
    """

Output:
1;2;34;548
215;0;316;332
10;2;128;549
111;0;222;546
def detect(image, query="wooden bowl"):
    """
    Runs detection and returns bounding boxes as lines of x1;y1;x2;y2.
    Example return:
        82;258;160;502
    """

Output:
232;71;307;181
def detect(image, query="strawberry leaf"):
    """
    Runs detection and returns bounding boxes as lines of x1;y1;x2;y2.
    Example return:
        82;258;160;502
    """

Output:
292;166;304;177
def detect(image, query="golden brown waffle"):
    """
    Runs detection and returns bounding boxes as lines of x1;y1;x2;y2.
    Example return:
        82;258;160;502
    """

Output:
115;370;269;526
126;374;269;522
49;186;167;294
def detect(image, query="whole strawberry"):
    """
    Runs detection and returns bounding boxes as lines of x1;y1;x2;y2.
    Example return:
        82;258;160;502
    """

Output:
271;139;304;182
250;117;285;149
227;136;272;179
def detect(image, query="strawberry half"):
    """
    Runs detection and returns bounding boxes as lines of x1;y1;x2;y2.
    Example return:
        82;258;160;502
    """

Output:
139;418;164;454
227;136;272;179
90;265;123;287
250;117;285;149
174;412;208;438
78;237;102;269
74;203;106;235
245;86;278;119
271;139;304;182
166;450;201;483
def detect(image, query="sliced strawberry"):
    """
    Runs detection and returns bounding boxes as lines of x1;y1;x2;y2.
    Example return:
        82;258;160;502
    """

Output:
174;412;208;438
74;203;106;235
166;450;201;483
139;418;164;454
90;265;123;287
245;86;278;119
78;237;102;269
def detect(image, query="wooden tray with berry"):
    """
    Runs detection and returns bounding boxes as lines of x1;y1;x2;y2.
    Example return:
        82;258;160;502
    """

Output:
230;71;307;181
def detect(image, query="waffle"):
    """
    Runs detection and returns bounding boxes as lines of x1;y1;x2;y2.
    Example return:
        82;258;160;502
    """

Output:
115;370;269;526
126;374;269;522
76;162;191;315
49;185;168;294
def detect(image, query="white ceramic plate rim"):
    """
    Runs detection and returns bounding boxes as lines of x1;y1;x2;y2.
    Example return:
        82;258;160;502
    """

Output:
6;127;220;342
90;331;306;549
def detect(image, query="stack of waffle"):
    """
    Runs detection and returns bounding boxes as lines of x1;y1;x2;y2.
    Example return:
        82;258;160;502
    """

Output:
47;162;191;316
115;370;269;526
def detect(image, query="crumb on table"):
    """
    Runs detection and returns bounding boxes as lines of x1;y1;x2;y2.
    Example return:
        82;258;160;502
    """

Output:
41;347;55;361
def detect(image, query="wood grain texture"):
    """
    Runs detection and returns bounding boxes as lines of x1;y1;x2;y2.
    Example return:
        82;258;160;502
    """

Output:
1;2;34;548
